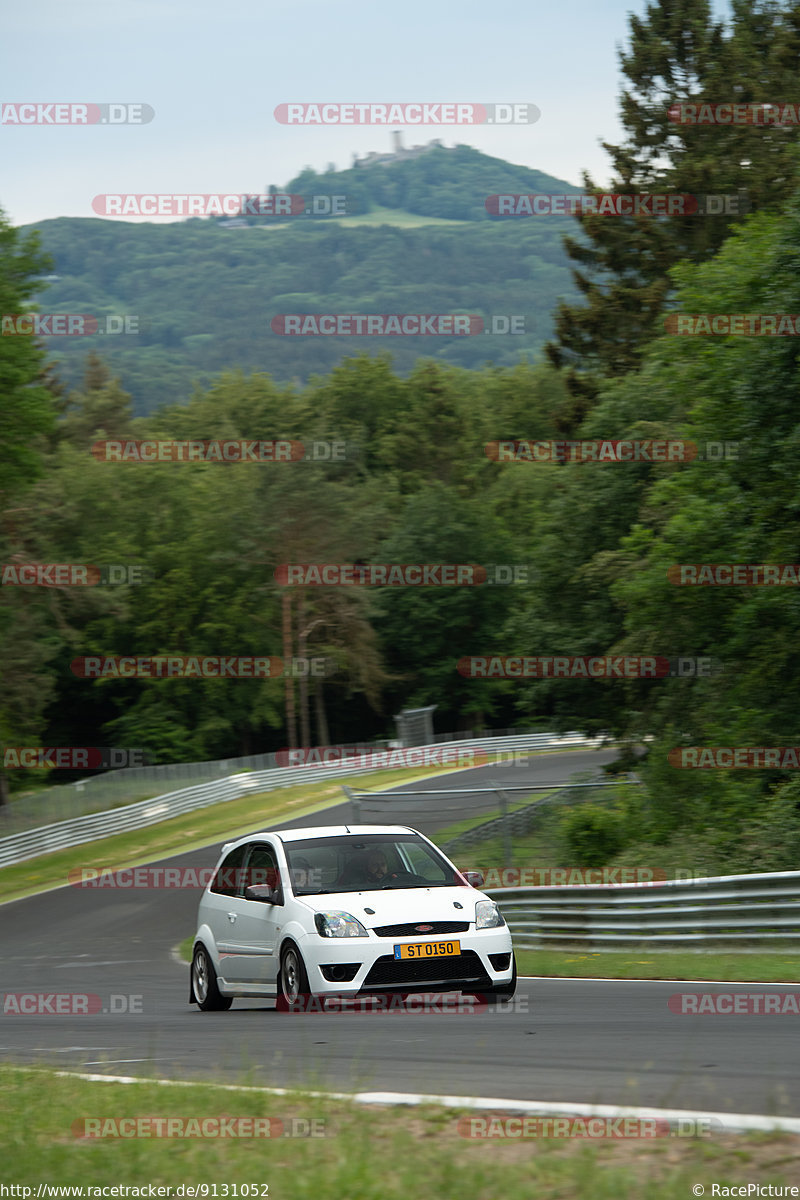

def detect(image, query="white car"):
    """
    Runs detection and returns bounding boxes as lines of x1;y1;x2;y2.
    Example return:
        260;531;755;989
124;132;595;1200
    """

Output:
190;824;516;1010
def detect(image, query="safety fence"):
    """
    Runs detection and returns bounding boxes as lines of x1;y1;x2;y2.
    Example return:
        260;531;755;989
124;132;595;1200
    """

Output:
0;727;593;832
0;732;600;868
489;871;800;949
343;775;637;871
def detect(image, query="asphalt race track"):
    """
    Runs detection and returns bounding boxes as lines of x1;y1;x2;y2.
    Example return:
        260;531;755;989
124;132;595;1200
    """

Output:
2;747;799;1119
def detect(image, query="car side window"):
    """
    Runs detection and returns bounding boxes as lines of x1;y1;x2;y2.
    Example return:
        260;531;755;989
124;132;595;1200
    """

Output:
209;844;248;897
243;844;280;898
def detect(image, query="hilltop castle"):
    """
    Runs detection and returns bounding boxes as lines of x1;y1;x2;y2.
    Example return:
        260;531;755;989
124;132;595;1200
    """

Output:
353;131;445;168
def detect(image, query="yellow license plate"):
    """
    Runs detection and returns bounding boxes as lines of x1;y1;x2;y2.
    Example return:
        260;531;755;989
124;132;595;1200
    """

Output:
394;940;461;960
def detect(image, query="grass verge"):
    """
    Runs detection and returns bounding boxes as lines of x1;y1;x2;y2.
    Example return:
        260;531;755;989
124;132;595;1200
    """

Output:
515;949;800;982
1;1067;798;1198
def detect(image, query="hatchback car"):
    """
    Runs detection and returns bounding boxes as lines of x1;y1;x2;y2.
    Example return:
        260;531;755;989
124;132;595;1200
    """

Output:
190;824;516;1010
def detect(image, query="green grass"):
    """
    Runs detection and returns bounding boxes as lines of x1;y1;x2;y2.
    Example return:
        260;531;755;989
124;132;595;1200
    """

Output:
0;762;475;907
433;792;552;843
253;205;471;230
1;1067;798;1197
516;949;800;982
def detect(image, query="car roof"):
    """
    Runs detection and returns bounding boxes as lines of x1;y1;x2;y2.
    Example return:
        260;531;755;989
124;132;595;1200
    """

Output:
266;824;416;842
219;824;420;855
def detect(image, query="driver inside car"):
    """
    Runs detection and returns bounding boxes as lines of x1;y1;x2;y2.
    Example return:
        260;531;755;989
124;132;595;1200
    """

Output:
365;849;392;885
336;847;400;889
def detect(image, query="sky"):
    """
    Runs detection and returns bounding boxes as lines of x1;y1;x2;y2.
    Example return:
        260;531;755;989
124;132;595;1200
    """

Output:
3;0;734;228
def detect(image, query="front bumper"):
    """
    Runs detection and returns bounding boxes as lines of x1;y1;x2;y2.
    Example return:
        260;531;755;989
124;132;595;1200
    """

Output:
298;926;514;996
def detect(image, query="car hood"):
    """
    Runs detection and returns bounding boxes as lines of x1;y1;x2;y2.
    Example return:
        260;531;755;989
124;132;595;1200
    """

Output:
296;885;485;927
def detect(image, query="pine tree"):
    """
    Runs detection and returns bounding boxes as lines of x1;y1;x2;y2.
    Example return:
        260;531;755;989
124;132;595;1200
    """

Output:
0;210;59;806
546;0;800;426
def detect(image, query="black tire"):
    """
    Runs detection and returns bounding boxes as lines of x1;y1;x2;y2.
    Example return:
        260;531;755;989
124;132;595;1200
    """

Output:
477;953;517;1005
191;943;232;1011
277;943;310;1009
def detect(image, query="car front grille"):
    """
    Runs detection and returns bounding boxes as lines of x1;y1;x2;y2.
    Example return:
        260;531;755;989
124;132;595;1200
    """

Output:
362;950;491;989
372;921;471;938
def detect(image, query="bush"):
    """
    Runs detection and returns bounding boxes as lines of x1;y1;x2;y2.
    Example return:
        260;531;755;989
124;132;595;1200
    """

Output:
559;805;627;868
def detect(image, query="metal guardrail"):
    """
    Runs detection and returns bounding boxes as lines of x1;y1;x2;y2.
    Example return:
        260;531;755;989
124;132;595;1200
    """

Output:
0;732;602;869
437;781;640;856
0;728;598;832
489;871;800;949
4;735;797;951
345;764;624;873
0;752;286;831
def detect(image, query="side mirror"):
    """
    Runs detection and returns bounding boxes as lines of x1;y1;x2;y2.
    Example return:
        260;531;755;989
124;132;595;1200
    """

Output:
462;870;485;888
244;884;278;903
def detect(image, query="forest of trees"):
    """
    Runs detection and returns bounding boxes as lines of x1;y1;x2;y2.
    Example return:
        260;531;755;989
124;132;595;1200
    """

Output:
4;0;800;875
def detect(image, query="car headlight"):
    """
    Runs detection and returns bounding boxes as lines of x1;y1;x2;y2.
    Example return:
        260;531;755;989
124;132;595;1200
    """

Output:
314;911;369;938
475;900;505;929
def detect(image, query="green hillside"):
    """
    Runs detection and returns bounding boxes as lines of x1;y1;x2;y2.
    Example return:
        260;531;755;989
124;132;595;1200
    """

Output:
22;146;582;414
276;141;583;224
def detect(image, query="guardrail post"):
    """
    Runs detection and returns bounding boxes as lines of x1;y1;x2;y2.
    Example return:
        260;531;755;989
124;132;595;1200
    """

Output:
342;785;361;824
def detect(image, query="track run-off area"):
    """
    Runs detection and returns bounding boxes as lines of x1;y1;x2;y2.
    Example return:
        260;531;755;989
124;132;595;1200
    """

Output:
2;747;799;1130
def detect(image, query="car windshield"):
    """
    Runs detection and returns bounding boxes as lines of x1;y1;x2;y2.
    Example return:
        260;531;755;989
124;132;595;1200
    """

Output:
283;834;462;896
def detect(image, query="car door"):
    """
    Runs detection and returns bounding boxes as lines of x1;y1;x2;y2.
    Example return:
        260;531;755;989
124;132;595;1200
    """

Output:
224;841;284;985
205;842;249;982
